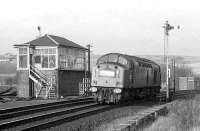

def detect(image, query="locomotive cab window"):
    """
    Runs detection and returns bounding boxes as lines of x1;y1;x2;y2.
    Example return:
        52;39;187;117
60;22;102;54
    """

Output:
108;54;118;63
118;56;128;66
98;55;108;64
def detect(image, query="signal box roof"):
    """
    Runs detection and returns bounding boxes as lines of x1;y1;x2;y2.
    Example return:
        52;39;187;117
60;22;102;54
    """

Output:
14;34;87;50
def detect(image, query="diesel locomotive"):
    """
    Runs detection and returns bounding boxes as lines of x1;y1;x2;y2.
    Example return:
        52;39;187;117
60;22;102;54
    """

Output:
90;53;161;104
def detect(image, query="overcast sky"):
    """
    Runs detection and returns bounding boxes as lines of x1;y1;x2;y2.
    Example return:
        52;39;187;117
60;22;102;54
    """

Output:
1;0;200;56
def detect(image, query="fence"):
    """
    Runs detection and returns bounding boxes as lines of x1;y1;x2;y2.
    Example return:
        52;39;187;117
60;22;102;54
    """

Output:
79;78;91;96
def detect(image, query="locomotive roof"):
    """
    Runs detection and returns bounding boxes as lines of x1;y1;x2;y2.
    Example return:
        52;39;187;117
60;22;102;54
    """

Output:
121;53;159;66
97;53;160;68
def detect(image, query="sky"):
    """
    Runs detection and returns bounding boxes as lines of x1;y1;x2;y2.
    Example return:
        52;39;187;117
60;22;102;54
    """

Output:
1;0;200;56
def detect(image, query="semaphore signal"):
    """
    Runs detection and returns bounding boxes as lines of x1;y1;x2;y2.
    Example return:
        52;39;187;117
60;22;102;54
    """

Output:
163;20;180;101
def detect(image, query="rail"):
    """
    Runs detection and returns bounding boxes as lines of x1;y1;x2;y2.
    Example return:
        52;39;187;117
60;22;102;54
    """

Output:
0;97;113;131
1;89;200;131
156;89;200;102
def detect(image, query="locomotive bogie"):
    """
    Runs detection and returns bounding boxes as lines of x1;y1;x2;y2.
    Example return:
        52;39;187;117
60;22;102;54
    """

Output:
94;87;122;104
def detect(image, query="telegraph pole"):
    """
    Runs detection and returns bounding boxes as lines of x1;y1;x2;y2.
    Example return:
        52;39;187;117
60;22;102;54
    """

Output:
86;44;92;78
163;21;177;101
173;59;176;94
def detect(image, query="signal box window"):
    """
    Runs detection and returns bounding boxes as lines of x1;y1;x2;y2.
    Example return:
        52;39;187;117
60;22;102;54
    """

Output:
34;48;56;69
18;48;28;69
49;55;56;68
42;55;48;68
59;48;85;70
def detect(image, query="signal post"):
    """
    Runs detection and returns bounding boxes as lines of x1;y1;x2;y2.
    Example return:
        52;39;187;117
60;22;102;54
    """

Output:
163;21;179;101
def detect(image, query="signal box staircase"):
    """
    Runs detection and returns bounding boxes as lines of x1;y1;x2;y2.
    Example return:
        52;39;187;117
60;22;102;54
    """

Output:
29;66;56;99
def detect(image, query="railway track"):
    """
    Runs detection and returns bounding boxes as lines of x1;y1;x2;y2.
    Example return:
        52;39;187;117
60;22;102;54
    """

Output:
0;97;112;131
0;97;93;119
156;89;200;102
1;90;200;131
111;90;200;131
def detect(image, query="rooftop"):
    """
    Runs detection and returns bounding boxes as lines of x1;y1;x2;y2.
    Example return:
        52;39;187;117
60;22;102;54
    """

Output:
14;34;87;50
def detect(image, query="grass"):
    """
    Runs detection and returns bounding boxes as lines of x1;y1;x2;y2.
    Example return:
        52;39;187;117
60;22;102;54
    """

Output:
144;95;200;131
0;62;16;74
94;115;137;131
46;104;151;131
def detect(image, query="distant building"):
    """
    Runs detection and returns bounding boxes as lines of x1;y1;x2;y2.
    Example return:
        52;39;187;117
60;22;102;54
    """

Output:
0;74;16;86
176;77;200;90
14;34;89;99
0;78;6;85
0;57;10;62
0;53;16;62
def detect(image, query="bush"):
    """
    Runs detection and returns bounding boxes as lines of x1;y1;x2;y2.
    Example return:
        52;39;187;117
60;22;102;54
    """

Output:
144;96;200;131
169;97;200;131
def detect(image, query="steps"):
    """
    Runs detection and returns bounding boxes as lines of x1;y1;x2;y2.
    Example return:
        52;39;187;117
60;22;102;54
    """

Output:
29;66;56;99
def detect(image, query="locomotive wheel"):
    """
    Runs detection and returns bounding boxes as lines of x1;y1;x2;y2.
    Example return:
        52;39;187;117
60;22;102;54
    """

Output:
121;90;130;104
113;97;119;104
96;99;101;104
96;99;105;104
113;94;120;104
114;99;117;104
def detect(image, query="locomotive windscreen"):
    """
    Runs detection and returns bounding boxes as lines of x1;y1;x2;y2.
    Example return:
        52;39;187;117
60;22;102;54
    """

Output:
99;70;115;77
97;54;128;66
